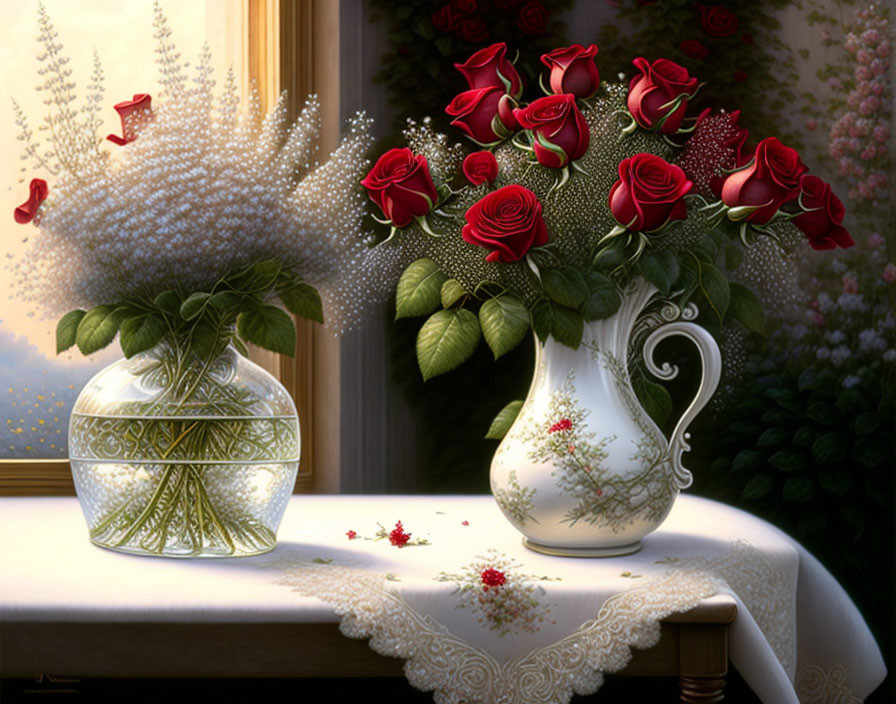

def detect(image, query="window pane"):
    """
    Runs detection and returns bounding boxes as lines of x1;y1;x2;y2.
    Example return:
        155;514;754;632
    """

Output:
0;0;243;459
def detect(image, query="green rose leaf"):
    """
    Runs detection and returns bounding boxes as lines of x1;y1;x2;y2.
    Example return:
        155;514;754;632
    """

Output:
191;315;225;361
153;290;181;316
854;411;880;435
722;243;744;272
531;299;552;344
697;262;730;323
582;271;621;321
180;292;211;321
542;267;588;309
416;308;481;381
229;259;281;291
237;304;296;357
479;295;529;360
639;250;679;296
120;314;167;359
591;241;625;272
819;470;853;497
632;373;672;427
440;279;468;309
396;258;447;319
485;399;524;440
792;426;816;447
549;303;584;349
729;282;765;335
56;309;86;354
279;282;324;323
756;426;789;448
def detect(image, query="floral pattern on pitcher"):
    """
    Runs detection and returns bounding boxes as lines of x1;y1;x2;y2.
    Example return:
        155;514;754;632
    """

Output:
522;366;677;532
493;470;539;527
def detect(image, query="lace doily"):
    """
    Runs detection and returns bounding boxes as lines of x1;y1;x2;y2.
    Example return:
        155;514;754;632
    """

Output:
277;557;726;704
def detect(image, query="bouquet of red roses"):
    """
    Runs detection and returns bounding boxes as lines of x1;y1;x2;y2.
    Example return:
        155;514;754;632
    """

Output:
363;42;853;382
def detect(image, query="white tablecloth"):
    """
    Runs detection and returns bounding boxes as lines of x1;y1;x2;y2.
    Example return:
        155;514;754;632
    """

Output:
0;495;886;703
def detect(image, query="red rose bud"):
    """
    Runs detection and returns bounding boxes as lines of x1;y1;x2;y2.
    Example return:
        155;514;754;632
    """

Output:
627;58;699;134
446;86;518;146
721;137;807;224
609;153;693;232
517;1;549;35
454;42;523;98
361;148;438;228
457;17;490;43
541;44;600;99
794;175;854;250
699;5;740;38
463;151;499;185
514;94;589;168
14;178;48;224
431;4;461;33
480;568;507;588
462;184;548;263
680;39;710;60
709;113;750;197
106;93;152;145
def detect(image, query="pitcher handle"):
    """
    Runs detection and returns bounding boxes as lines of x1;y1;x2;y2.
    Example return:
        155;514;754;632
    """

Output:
642;321;722;490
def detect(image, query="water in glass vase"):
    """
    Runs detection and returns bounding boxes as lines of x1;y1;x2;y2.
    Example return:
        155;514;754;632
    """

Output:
69;336;300;557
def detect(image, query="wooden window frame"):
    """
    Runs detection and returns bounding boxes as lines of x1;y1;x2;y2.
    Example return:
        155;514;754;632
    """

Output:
0;0;325;496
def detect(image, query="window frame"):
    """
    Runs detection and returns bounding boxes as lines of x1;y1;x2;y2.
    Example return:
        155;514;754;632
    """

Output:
0;0;321;496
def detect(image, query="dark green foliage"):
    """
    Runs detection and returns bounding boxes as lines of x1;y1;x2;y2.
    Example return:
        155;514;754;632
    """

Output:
596;0;803;149
368;0;575;134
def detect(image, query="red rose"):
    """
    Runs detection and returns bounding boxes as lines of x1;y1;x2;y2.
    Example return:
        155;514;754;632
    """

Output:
106;93;152;145
794;175;854;250
480;568;507;588
462;185;548;262
517;1;549;36
721;137;807;223
454;43;523;99
627;58;699;134
699;5;739;38
446;86;518;145
431;5;461;33
609;153;693;232
741;33;754;45
541;44;600;100
453;0;478;12
463;151;499;185
13;178;48;224
680;39;710;60
361;148;438;228
457;17;490;43
514;94;590;168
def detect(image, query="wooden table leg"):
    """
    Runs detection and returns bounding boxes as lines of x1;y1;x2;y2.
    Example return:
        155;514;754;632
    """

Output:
678;623;729;703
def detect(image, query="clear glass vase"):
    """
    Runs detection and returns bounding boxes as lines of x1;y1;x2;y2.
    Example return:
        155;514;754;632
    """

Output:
69;336;300;557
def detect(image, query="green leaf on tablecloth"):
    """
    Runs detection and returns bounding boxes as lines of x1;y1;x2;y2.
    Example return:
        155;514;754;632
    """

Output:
485;400;524;440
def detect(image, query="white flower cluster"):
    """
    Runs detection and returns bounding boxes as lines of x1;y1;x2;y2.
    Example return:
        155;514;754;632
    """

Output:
11;4;374;333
